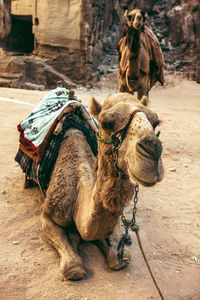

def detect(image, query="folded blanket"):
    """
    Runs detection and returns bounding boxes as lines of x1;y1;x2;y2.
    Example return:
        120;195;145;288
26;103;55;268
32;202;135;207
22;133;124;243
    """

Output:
15;114;98;191
17;88;98;163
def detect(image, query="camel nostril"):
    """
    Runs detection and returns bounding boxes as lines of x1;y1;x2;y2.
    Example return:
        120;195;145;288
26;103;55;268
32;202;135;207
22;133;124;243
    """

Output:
137;141;153;159
137;137;162;161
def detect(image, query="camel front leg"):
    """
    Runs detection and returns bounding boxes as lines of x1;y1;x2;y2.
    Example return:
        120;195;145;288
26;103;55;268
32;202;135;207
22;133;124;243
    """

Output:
41;212;87;280
119;84;130;94
118;78;131;94
93;223;131;270
137;75;150;100
137;88;147;100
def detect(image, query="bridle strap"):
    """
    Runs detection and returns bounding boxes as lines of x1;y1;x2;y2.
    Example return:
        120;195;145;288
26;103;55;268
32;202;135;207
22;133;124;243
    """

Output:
96;132;115;144
97;109;142;156
114;109;141;141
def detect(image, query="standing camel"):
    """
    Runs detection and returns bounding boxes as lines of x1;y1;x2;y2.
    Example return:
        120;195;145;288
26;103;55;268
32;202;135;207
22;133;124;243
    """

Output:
118;9;164;101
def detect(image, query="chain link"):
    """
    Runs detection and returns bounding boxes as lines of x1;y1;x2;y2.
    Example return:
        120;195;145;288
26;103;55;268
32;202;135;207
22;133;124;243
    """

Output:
113;146;139;229
113;146;140;261
132;183;139;222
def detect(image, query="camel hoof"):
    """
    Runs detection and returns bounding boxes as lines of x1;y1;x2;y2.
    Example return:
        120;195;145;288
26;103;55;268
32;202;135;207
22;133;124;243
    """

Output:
60;260;87;281
107;248;131;271
65;267;87;281
140;95;148;106
109;257;130;271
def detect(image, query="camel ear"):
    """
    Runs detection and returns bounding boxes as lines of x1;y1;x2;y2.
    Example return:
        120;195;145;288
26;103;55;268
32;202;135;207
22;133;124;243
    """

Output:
141;11;148;23
90;97;102;119
124;10;129;19
140;95;148;106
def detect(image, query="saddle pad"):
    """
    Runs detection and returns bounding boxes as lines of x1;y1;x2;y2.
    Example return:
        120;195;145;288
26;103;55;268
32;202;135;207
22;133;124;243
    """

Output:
15;114;98;191
17;87;98;163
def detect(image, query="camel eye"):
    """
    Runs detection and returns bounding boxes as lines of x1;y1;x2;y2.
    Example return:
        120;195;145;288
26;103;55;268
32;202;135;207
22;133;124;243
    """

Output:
156;130;161;137
141;11;146;21
102;120;115;130
153;120;160;129
153;120;161;137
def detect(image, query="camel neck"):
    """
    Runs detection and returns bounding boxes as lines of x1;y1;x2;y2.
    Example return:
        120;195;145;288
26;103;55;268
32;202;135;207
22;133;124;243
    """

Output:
73;152;134;241
130;29;140;54
126;30;141;78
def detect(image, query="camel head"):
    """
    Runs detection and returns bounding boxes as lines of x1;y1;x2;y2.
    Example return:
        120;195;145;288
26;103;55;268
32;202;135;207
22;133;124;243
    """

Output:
91;93;163;188
124;9;147;30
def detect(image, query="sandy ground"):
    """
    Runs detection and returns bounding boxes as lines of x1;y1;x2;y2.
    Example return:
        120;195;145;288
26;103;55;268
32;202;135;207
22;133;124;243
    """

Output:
0;77;200;300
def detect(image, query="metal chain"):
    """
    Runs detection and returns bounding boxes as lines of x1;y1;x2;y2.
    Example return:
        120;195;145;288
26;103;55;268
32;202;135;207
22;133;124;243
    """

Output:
113;147;165;300
112;146;139;262
132;183;139;229
113;147;139;228
111;137;165;300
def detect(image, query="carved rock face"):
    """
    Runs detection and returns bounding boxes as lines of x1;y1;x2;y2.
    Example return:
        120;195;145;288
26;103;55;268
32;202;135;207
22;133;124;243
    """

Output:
166;4;195;47
0;0;11;39
133;0;155;12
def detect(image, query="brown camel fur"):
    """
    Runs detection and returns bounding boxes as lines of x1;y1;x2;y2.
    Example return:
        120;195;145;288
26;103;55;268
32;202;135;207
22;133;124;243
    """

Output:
41;92;164;280
118;9;165;100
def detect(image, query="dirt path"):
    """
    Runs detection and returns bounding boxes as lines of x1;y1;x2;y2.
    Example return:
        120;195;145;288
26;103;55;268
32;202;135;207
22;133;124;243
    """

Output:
0;78;200;300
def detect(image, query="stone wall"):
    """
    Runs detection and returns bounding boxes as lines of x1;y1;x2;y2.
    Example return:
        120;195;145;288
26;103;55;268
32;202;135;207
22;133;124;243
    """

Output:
34;0;127;84
34;0;82;49
11;0;33;15
0;0;11;39
33;0;85;83
33;0;134;84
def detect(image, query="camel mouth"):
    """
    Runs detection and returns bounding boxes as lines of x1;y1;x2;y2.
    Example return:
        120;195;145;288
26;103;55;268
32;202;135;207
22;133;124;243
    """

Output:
133;22;143;30
134;24;141;30
131;173;156;187
127;165;157;187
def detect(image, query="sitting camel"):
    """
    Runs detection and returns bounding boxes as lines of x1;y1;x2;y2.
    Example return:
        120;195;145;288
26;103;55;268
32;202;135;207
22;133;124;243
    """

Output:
118;9;165;100
40;92;164;280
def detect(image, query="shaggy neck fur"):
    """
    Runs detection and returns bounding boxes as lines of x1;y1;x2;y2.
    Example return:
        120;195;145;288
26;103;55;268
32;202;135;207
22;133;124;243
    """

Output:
74;140;135;241
97;144;135;212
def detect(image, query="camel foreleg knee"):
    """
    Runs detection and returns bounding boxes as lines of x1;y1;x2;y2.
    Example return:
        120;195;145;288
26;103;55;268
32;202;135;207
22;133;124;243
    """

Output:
41;212;86;280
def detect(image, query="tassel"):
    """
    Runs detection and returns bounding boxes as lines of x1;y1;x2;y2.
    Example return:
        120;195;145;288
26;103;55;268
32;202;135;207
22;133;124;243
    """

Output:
117;233;132;262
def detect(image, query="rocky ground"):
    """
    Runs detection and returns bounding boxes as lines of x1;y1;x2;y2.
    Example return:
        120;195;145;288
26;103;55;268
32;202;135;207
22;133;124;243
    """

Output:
0;75;200;300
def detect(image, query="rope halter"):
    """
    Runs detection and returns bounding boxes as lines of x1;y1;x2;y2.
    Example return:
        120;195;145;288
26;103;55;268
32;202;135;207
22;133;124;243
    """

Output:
96;109;142;155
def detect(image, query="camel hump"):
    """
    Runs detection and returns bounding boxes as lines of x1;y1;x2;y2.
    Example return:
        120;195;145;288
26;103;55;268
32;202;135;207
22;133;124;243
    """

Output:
144;26;165;87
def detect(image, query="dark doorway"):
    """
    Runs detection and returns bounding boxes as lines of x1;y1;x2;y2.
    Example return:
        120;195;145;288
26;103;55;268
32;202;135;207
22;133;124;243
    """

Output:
5;15;34;54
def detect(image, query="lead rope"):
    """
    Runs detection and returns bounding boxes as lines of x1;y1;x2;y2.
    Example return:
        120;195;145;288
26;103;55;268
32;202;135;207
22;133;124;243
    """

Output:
113;149;165;300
